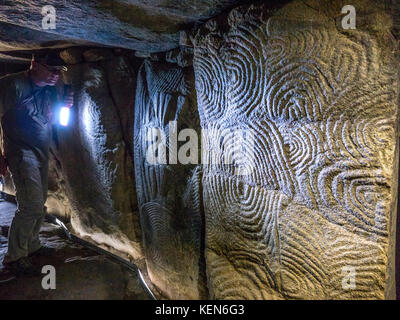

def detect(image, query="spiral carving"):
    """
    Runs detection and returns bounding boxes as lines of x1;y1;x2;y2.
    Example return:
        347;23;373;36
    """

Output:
193;0;398;299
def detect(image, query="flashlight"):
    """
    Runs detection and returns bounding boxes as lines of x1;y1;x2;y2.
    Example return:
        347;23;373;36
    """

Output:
59;107;70;126
60;84;72;126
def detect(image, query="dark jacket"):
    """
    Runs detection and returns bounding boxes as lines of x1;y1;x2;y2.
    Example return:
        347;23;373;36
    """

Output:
0;70;58;162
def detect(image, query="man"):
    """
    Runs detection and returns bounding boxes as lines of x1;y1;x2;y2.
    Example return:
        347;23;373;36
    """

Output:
0;52;73;276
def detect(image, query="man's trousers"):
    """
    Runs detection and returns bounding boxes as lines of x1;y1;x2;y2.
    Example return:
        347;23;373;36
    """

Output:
5;149;48;262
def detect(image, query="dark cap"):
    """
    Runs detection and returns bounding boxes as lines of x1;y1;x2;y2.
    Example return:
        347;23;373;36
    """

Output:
32;52;68;71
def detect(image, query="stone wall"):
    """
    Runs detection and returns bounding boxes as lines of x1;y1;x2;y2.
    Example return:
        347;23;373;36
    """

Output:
192;0;399;299
49;49;143;260
133;53;207;299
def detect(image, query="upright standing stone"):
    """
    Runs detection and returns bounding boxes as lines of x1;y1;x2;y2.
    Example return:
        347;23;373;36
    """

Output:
193;0;399;299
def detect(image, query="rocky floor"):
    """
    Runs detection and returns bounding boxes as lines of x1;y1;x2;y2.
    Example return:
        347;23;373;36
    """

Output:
0;199;150;300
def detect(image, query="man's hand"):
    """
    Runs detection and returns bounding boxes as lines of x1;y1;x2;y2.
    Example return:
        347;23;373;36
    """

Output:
0;153;8;177
63;89;74;108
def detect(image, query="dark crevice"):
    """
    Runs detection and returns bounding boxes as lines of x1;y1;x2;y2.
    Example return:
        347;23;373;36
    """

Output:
100;58;143;242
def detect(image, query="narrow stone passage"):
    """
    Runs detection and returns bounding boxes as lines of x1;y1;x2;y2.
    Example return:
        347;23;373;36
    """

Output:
0;200;150;300
0;0;398;300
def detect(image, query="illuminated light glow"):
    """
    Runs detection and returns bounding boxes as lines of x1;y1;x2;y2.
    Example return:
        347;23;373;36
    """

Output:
59;107;70;127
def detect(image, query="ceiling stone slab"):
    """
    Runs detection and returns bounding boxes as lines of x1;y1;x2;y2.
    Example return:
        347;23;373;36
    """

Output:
0;0;244;53
0;21;97;52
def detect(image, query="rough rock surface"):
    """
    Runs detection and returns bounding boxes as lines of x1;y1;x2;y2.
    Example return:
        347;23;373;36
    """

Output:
0;200;149;300
48;50;143;261
0;0;246;54
192;0;399;299
0;20;92;54
134;57;206;299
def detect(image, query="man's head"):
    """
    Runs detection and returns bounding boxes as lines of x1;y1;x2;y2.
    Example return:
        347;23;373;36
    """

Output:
30;52;68;87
